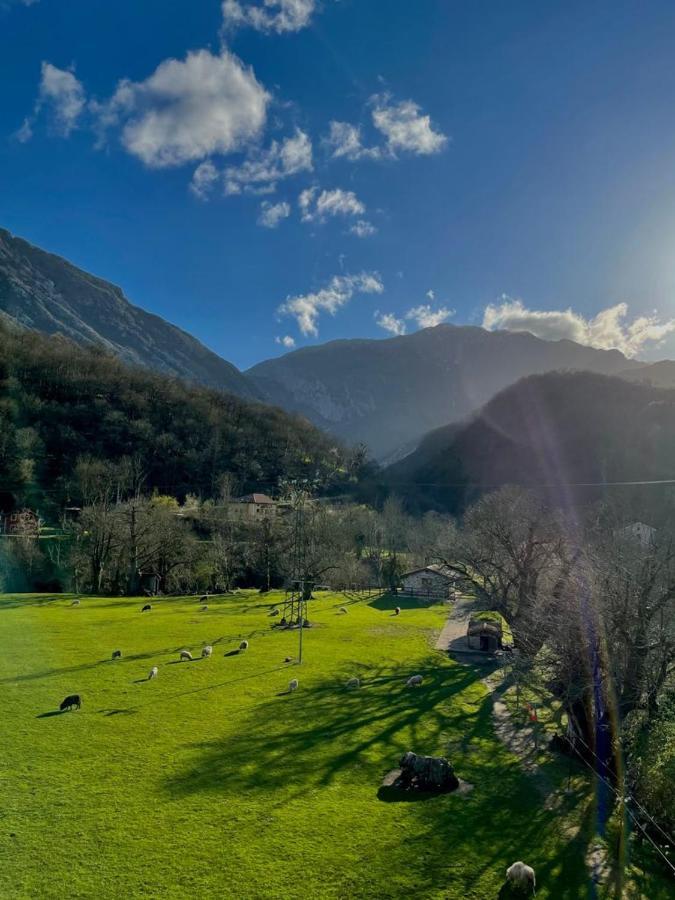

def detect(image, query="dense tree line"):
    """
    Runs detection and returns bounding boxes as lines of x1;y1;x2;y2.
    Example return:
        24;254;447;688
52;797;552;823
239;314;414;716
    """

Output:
0;322;373;520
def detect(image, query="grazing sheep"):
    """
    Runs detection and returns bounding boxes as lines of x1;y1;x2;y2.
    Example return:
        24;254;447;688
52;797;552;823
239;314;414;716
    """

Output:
239;640;249;651
347;677;360;689
112;650;122;660
339;606;348;614
141;603;152;612
199;594;208;603
406;674;423;688
284;656;293;663
200;605;208;611
59;694;81;711
288;678;299;692
270;608;280;617
179;649;193;661
506;861;536;895
148;666;158;680
71;599;80;607
201;645;213;658
394;606;401;616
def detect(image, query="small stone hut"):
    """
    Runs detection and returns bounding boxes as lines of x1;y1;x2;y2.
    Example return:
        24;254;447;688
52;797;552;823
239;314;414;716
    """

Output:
467;616;503;652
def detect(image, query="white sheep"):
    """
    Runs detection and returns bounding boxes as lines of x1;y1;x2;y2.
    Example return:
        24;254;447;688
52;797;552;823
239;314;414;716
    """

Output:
71;599;80;607
288;678;299;692
347;677;360;689
148;666;158;680
394;606;401;616
406;674;423;688
338;606;348;614
201;645;213;658
239;640;249;651
179;649;193;661
506;861;536;895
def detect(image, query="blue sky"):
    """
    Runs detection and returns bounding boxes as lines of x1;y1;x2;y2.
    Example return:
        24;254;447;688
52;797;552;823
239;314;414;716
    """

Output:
4;1;675;368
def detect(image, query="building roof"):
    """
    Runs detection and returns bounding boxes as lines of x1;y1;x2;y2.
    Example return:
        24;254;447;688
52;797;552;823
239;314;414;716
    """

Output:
467;620;502;636
401;564;455;581
236;493;275;505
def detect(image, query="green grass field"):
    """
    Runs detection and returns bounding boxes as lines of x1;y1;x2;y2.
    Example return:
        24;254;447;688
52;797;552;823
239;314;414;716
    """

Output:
0;591;668;898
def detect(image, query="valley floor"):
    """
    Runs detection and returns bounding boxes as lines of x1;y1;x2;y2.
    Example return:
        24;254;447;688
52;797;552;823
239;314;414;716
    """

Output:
0;591;668;898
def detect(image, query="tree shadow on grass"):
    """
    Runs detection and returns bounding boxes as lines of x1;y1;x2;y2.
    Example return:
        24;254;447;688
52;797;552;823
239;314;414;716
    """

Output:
164;656;596;898
369;593;444;611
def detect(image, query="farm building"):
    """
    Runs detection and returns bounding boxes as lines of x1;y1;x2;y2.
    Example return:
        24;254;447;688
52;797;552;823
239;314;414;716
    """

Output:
615;521;657;548
229;493;290;521
399;565;456;602
467;616;503;652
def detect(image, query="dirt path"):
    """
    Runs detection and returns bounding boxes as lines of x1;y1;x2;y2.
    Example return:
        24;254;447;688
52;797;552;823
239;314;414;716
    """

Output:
434;593;482;652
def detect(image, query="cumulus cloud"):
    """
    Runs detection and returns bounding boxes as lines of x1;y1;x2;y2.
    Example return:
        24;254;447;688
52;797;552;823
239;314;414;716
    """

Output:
406;304;454;328
96;49;269;168
17;62;87;140
258;200;291;228
275;334;296;348
222;0;316;34
223;128;312;195
350;219;377;238
482;297;675;358
375;311;406;336
279;272;384;336
299;187;365;223
325;93;447;161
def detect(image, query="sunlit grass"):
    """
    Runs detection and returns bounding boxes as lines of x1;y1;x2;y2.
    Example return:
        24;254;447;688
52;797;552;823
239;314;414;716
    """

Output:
0;591;669;898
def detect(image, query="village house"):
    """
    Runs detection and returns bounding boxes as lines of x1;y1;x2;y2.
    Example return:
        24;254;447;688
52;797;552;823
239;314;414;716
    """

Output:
230;493;282;521
399;564;456;602
615;521;657;548
0;508;40;537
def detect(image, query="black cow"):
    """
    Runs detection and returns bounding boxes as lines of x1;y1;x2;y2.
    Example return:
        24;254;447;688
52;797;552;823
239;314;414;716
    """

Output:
60;694;81;711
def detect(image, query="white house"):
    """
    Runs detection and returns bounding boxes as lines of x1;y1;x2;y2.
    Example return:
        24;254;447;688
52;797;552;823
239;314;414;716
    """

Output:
399;565;456;602
615;522;657;548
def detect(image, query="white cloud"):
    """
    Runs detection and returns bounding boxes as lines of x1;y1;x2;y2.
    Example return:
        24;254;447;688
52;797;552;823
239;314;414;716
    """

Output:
426;289;435;300
375;311;406;336
279;272;384;336
223;128;312;195
16;62;86;141
258;200;291;228
222;0;316;34
190;159;220;199
323;120;381;161
406;304;454;328
482;297;675;359
275;334;296;348
97;49;269;168
325;94;447;162
350;219;377;238
300;187;365;223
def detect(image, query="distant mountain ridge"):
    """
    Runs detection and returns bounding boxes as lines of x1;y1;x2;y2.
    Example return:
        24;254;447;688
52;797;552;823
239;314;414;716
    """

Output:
248;325;640;459
0;228;257;399
385;370;675;513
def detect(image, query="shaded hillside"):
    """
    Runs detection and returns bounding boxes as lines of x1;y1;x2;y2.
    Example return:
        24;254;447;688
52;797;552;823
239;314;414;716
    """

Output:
248;325;639;460
387;371;675;513
620;360;675;389
0;227;257;398
0;323;350;519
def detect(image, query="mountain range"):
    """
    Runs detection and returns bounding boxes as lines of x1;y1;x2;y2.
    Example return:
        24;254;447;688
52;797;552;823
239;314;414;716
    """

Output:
2;225;666;462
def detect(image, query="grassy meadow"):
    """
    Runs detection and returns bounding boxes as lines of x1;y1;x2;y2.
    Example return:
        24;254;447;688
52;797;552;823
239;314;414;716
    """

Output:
0;591;668;898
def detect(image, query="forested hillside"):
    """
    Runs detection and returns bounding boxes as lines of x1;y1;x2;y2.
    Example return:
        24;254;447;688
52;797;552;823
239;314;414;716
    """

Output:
0;322;359;520
387;371;675;515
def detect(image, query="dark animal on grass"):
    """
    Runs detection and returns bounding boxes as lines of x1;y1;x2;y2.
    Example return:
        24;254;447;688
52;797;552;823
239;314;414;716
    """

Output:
239;640;249;651
112;650;122;659
141;604;152;612
270;608;280;617
397;751;458;791
179;649;193;661
60;694;81;711
71;599;80;607
505;861;536;895
394;606;401;616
